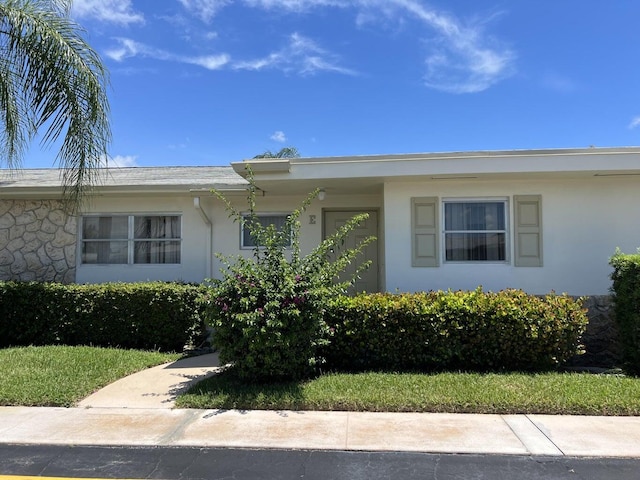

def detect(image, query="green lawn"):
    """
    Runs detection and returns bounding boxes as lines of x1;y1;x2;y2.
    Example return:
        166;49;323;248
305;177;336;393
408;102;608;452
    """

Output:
176;369;640;416
3;346;639;415
0;345;180;407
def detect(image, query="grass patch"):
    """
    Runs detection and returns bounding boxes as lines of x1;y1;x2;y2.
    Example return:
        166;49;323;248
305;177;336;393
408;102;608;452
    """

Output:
176;370;640;416
5;345;639;415
0;345;180;407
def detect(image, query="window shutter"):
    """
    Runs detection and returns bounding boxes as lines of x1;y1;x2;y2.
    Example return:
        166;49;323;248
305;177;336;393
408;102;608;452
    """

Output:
514;195;542;267
411;197;439;267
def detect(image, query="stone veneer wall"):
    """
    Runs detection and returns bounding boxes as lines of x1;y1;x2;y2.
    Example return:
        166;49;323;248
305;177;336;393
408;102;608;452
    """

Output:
569;295;621;368
0;200;77;283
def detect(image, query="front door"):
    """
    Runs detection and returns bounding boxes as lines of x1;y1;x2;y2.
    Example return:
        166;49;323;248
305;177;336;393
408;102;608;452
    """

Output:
323;210;379;293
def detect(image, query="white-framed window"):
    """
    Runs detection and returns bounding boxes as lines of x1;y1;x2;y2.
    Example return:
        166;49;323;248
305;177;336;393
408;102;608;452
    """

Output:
81;215;181;265
443;199;508;262
241;213;291;248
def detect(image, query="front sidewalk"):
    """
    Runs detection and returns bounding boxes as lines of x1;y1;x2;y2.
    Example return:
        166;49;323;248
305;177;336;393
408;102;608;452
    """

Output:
1;406;640;457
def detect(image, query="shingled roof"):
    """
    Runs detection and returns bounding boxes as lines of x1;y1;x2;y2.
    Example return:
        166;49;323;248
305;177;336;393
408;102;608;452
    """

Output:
0;166;247;194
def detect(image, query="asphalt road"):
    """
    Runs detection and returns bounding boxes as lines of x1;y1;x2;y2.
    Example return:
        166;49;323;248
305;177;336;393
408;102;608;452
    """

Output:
1;445;639;480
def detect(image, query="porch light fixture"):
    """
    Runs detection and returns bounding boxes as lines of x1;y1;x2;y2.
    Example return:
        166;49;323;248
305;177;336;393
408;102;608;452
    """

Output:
318;189;326;201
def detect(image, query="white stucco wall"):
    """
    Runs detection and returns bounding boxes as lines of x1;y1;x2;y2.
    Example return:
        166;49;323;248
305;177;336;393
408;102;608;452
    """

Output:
383;176;640;296
205;192;383;282
76;191;383;285
73;173;640;295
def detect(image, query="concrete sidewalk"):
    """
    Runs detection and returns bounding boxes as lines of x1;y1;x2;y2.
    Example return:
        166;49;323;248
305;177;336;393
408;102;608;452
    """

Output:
2;353;640;458
78;352;225;409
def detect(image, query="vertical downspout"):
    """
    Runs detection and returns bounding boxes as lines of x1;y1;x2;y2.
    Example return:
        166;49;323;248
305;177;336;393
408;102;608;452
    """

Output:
193;197;213;279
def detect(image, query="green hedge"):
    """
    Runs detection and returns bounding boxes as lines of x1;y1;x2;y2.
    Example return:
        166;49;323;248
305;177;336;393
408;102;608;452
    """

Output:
0;281;207;352
322;288;588;372
610;251;640;374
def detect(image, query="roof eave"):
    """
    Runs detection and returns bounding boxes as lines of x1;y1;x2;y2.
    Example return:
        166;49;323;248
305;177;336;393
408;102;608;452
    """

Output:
231;159;291;176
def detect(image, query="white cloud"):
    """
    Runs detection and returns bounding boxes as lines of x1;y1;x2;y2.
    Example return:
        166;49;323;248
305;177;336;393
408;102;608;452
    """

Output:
629;117;640;130
271;131;287;142
105;38;229;70
178;0;232;22
99;154;139;167
71;0;144;25
101;0;514;90
186;54;231;70
110;155;139;167
235;33;357;76
105;38;176;63
382;0;515;93
241;0;516;92
104;38;145;62
243;0;349;10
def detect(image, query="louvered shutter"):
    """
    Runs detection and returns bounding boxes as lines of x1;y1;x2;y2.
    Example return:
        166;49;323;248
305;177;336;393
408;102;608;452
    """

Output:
411;197;439;267
514;195;542;267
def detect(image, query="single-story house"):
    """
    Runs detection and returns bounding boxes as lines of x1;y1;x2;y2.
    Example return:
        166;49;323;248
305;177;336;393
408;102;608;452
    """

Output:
1;146;640;296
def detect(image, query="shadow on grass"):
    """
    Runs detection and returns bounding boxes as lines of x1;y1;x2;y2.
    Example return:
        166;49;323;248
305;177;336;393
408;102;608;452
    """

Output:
178;367;306;410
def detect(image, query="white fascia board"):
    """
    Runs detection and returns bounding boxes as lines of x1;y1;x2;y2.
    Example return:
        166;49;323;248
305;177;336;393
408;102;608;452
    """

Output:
0;187;63;199
281;148;640;180
231;159;291;175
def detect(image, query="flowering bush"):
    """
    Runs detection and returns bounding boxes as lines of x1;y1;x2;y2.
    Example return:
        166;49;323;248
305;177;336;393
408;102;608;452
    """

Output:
207;170;375;381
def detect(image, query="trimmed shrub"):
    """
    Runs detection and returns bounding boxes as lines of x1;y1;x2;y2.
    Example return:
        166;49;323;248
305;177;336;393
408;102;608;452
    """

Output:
0;281;67;346
322;288;588;372
0;281;207;352
610;250;640;374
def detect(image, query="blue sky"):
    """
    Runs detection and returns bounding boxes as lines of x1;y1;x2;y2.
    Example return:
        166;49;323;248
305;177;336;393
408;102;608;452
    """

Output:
23;0;640;168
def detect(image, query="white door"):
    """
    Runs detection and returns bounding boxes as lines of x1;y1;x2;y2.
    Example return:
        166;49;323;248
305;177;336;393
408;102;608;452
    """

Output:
323;210;379;293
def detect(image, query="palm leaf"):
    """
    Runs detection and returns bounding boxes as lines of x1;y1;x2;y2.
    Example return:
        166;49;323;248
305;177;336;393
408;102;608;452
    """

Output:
0;0;111;208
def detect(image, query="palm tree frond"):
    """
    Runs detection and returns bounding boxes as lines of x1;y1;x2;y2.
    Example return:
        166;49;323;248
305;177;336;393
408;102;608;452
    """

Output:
253;147;300;159
0;0;111;209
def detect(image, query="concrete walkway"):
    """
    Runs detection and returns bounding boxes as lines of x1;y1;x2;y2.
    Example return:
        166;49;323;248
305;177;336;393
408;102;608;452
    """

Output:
2;353;640;458
78;352;224;409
